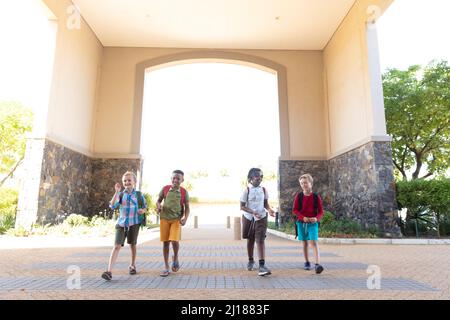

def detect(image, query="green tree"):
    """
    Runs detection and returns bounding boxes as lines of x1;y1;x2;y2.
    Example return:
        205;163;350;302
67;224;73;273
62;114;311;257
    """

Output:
0;101;33;186
383;60;450;181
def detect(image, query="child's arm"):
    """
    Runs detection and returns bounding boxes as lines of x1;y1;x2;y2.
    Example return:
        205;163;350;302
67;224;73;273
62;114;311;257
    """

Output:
263;200;275;217
292;194;308;222
155;188;164;214
110;183;122;209
262;188;275;217
180;201;190;226
240;201;259;218
240;189;261;218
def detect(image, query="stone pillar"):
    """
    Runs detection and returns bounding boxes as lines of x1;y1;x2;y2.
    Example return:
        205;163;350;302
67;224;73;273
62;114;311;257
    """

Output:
17;138;143;227
328;141;400;237
278;141;400;237
36;139;92;224
16;138;46;230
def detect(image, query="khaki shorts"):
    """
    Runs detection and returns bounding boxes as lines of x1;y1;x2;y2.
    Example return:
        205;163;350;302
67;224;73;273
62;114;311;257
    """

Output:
115;224;140;246
160;218;181;242
242;215;267;242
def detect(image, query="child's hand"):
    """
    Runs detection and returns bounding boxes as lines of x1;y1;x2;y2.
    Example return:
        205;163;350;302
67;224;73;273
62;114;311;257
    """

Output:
311;217;318;223
268;209;275;217
180;216;187;226
114;183;121;192
303;217;310;223
156;203;162;214
138;209;145;215
253;211;261;219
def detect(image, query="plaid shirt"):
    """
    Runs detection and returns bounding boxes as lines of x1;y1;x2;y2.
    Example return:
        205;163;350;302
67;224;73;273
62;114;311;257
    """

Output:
110;189;147;227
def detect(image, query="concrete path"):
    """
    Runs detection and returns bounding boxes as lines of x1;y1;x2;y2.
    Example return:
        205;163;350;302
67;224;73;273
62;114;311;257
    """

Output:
0;225;449;300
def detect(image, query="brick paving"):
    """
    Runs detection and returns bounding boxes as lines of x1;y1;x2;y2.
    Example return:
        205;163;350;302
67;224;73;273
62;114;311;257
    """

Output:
0;226;449;299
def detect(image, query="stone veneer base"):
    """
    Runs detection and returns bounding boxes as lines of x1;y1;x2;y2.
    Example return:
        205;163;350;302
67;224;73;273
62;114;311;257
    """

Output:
279;141;400;236
34;139;142;224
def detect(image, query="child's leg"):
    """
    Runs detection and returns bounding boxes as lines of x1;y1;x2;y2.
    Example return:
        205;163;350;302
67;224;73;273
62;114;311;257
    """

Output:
309;240;320;264
130;244;137;267
256;239;265;261
247;238;255;260
171;241;179;262
302;241;309;262
163;241;170;270
107;244;122;272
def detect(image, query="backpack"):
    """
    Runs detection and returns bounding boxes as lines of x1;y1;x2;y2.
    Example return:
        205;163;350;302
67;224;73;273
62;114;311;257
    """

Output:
293;192;319;239
118;190;146;227
162;185;187;215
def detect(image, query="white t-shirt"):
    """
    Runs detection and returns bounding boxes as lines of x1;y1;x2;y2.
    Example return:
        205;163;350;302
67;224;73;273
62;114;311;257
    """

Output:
240;185;268;221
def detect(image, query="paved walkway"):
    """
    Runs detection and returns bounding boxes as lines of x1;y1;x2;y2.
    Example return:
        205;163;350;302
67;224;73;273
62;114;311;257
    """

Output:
0;226;449;300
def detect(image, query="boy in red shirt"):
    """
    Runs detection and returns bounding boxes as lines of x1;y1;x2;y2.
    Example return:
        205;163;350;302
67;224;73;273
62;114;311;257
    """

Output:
292;173;324;274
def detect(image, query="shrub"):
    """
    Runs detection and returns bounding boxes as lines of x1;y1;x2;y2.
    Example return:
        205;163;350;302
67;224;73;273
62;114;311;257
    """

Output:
89;215;107;227
0;188;18;209
0;205;16;234
63;214;89;227
397;178;450;237
269;211;377;238
0;188;18;234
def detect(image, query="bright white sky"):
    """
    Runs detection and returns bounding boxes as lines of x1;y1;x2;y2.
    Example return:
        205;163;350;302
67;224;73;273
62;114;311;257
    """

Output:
377;0;450;71
140;63;280;198
0;0;449;197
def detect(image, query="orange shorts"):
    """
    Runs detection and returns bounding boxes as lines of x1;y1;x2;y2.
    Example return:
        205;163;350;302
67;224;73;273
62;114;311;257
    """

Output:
160;218;181;242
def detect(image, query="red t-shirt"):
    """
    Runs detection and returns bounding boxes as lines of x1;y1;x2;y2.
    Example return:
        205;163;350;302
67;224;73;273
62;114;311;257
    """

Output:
292;192;324;222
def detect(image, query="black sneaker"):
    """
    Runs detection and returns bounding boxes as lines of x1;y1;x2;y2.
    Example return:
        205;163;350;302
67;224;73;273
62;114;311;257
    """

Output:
304;261;311;270
315;264;324;274
258;265;272;276
247;260;255;271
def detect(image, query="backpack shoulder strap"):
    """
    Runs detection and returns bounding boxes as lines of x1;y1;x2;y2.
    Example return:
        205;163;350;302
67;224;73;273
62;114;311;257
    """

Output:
313;193;319;215
118;191;123;205
136;190;144;209
180;187;186;205
163;185;171;198
297;192;304;212
246;186;250;206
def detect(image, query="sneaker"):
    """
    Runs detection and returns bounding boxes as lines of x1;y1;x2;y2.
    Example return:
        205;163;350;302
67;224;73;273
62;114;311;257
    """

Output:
304;261;311;270
258;265;272;276
315;264;324;274
247;260;255;271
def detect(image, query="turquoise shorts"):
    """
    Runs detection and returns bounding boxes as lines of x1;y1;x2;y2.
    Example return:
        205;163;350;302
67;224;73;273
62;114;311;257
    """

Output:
296;221;319;241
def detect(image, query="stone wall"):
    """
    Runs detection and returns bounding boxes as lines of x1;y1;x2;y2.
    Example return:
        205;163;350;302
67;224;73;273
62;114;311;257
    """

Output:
35;139;142;224
37;140;92;224
89;158;143;216
278;160;329;223
278;141;400;236
328;141;399;235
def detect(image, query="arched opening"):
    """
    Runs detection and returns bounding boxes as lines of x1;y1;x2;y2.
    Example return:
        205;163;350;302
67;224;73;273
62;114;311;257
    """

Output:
136;53;287;226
